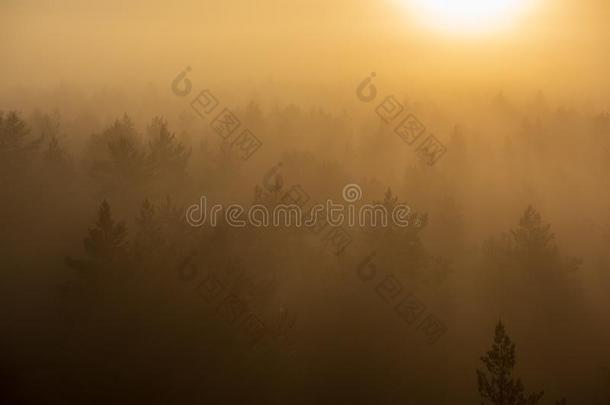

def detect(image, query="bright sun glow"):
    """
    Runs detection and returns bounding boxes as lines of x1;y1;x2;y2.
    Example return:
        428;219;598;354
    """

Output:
407;0;531;35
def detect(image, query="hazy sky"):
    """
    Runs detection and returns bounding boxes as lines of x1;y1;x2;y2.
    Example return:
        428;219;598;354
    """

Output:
1;0;609;99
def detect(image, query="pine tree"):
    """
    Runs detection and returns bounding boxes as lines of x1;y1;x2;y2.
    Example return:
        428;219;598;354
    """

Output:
107;130;145;179
510;205;557;264
30;110;61;140
43;128;73;174
90;114;148;189
146;116;190;180
44;134;66;164
0;111;44;172
84;200;127;260
484;206;581;273
66;200;128;271
367;188;435;283
477;321;544;405
0;111;32;150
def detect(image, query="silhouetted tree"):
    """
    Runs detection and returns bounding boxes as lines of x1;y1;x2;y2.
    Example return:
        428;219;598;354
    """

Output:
44;134;67;164
66;200;128;271
511;205;557;266
90;114;148;189
0;111;44;173
146;116;190;181
477;321;544;405
30;110;60;140
484;205;581;273
41;120;73;175
365;188;438;283
84;200;128;260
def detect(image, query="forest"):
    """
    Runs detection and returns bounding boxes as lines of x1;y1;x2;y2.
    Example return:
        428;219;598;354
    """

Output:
2;83;610;403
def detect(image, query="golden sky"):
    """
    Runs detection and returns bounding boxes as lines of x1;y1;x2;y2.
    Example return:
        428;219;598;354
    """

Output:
1;0;609;98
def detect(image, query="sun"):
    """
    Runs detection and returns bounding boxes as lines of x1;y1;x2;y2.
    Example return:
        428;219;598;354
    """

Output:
406;0;531;35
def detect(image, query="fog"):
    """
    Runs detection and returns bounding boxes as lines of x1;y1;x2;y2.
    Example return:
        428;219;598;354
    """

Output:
2;1;610;404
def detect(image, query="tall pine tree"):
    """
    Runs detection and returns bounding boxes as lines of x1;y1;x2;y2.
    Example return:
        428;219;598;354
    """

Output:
477;321;544;405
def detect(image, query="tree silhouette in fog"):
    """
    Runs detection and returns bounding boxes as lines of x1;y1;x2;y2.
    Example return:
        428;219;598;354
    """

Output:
3;97;604;403
34;111;74;176
511;206;557;268
30;110;61;139
131;197;185;267
66;200;128;272
477;321;544;405
484;205;581;273
44;133;69;167
145;116;191;182
89;115;191;194
0;111;44;173
1;111;49;246
363;187;450;285
90;114;148;190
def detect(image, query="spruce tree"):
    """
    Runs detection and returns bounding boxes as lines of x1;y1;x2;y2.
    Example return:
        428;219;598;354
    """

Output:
146;116;190;179
0;111;43;172
510;205;557;266
66;200;128;271
90;114;148;189
477;321;544;405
